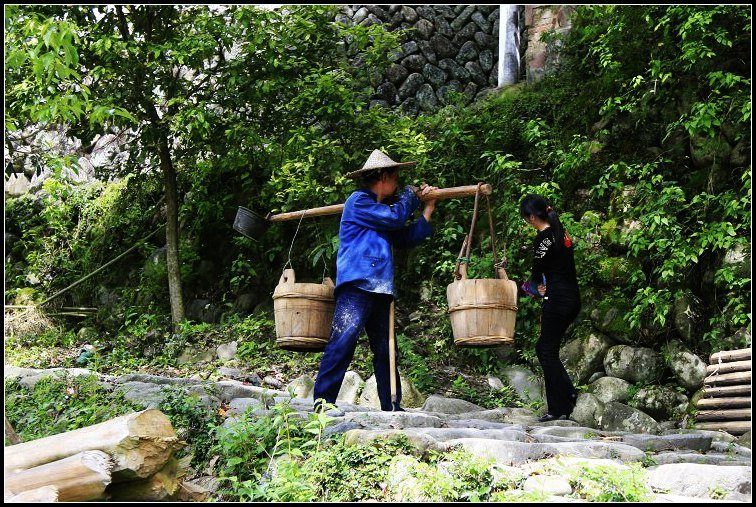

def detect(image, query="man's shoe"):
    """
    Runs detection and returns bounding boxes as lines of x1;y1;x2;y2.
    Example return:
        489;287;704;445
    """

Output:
538;413;561;423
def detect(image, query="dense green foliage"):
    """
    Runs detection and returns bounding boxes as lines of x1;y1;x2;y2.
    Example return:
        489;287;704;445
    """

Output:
5;3;751;426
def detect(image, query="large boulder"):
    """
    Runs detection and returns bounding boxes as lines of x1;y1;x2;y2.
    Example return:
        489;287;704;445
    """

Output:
560;333;614;385
286;375;315;399
590;296;633;343
603;345;665;384
358;373;425;409
499;365;543;404
570;393;605;429
587;376;632;404
599;402;661;434
661;340;707;393
336;371;364;404
630;385;689;420
672;292;703;342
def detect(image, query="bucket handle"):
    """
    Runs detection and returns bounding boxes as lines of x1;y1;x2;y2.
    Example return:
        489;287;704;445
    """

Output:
453;183;509;281
279;268;296;285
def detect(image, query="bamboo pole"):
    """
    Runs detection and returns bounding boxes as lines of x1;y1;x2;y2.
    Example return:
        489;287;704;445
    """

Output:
702;384;751;397
696;397;751;410
695;408;751;422
694;420;751;435
706;359;751;374
6;485;59;503
4;450;111;502
704;371;751;385
267;184;493;222
3;409;179;480
710;348;751;363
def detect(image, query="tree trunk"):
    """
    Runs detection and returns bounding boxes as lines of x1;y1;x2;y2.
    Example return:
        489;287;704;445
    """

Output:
3;409;179;480
4;415;21;445
6;485;59;502
107;455;183;501
5;450;111;502
158;137;185;327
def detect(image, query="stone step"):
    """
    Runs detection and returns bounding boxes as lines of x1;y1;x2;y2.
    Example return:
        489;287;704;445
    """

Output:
646;463;751;501
436;438;646;465
651;452;751;467
620;433;713;453
343;411;445;429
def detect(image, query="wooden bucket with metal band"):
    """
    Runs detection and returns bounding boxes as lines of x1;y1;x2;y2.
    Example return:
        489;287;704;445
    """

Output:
447;184;518;347
272;268;335;352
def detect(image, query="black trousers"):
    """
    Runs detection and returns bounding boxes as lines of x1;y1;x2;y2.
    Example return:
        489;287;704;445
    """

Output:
536;306;580;416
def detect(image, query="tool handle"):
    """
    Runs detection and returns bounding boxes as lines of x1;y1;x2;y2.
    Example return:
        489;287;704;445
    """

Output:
267;184;492;222
389;300;397;407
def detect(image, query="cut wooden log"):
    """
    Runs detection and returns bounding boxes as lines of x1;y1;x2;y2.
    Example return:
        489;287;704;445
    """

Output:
3;409;179;480
107;456;185;501
694;420;751;435
709;348;751;364
4;450;111;502
702;384;751;397
696;408;751;421
703;370;751;386
706;359;751;374
697;397;751;410
6;485;59;503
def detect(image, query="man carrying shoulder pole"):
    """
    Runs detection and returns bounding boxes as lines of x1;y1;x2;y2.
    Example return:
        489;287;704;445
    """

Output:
313;150;437;413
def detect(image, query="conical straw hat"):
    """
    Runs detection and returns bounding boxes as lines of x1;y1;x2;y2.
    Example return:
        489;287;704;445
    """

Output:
344;149;417;179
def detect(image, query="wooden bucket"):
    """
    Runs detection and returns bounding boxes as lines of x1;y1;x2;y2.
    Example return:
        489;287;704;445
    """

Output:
272;268;335;352
447;264;518;347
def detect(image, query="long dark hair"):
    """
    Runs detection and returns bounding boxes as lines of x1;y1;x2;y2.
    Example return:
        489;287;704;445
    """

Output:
520;194;566;250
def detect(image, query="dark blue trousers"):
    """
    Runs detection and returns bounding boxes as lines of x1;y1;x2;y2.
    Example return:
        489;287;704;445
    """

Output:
313;284;402;411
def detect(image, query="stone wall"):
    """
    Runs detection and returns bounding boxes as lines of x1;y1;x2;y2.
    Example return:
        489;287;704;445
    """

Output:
339;5;503;114
523;5;574;83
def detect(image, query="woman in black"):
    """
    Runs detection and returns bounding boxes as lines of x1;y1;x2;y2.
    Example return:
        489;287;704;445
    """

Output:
519;194;581;422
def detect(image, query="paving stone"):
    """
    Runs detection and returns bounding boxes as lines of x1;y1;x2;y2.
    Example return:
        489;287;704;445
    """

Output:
646;463;752;500
523;475;572;496
421;394;485;414
620;433;713;453
344;411;445;429
651;452;752;467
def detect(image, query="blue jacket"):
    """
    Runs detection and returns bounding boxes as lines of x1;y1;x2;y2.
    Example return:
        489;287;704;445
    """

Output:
335;186;432;297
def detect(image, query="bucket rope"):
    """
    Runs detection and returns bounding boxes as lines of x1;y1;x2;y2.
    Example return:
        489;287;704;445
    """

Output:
453;183;504;280
282;209;308;273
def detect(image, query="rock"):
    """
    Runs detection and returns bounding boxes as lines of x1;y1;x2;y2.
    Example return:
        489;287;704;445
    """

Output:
662;428;737;444
462;82;478;102
451;6;476;30
672;292;703;342
488;376;505;390
344;429;436;453
475;32;495;48
228;397;264;415
233;294;256;313
587;372;606;383
401;40;419;57
651;452;751;467
603;345;665;384
216;341;238;361
465;61;487;86
263;376;283;389
434;15;453;38
286;375;315;399
590;298;633;342
77;327;98;342
401;6;417;23
399;97;418;116
523;475;572;496
421;394;485;414
599;402;661;434
445;407;537;425
352;7;368;24
456;41;479;64
215;380;285;402
710;441;752;458
646;464;751;500
375;81;398;103
186;299;222;324
737;431;751;449
216;367;243;380
177;346;215;365
471;11;491;32
722;242;751;280
414;19;434;40
416;84;438;111
588;376;632;404
430;34;456;59
5;173;31;197
630;385;688;420
422;63;447;87
358;373;425;409
417;39;437;65
499;365;543;404
398;72;424;100
662;340;707;392
560;333;614;384
386;63;409;85
570;393;605;428
621;433;712;453
401;54;426;72
478;49;494;72
322;421;362;438
336;370;363;404
452;21;477;46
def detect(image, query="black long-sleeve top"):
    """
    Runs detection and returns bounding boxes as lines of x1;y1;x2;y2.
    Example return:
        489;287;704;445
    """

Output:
530;226;581;315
